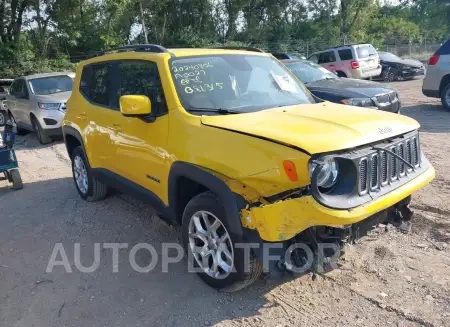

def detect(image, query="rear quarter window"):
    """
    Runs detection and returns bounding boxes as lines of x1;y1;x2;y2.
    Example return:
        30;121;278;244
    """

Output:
436;39;450;55
338;49;353;61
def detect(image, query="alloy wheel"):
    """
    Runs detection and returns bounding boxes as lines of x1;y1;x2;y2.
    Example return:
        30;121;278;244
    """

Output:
188;210;234;279
73;155;89;194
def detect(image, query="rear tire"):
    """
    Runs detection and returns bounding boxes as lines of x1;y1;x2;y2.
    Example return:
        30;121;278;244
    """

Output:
441;83;450;110
182;191;263;292
71;146;108;202
9;169;23;190
336;71;347;78
32;116;52;144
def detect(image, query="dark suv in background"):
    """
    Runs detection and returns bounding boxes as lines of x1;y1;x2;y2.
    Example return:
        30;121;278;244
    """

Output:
423;39;450;109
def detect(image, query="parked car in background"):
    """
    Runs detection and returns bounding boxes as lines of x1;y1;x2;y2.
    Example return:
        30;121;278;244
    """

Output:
0;79;14;124
272;52;306;60
5;73;73;144
0;79;13;100
283;59;401;113
376;52;425;81
308;44;381;79
422;39;450;110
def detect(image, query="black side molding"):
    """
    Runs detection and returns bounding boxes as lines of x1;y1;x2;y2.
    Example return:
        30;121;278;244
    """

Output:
92;168;175;222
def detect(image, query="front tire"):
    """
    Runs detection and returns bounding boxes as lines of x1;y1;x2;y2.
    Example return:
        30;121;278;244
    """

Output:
71;146;108;202
32;117;52;144
182;191;263;292
441;83;450;110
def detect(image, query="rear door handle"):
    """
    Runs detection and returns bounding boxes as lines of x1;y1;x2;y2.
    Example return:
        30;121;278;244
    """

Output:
111;124;122;132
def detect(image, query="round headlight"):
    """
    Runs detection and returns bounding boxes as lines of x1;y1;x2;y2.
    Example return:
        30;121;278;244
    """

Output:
311;158;338;189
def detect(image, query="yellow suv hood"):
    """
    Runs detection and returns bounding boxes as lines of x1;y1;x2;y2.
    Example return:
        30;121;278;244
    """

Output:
201;102;420;154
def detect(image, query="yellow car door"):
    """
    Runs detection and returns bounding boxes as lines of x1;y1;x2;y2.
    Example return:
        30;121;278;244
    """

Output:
109;60;170;201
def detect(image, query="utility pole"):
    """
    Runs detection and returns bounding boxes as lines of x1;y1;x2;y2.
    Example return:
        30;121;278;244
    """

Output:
139;0;149;43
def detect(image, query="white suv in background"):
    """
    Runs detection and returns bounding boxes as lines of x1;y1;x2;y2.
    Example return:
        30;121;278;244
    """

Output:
422;39;450;110
5;72;73;144
308;44;382;79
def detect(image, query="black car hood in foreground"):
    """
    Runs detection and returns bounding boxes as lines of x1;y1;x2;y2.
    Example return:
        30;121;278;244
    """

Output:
306;78;395;98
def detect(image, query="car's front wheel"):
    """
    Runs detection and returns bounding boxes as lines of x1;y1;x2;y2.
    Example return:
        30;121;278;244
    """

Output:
182;191;263;292
32;116;52;144
441;83;450;110
71;146;108;202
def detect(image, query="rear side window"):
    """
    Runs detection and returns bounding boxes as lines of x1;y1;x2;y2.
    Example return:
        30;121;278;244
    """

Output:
318;51;336;64
118;61;168;115
355;45;377;59
79;66;92;99
338;49;353;61
90;64;110;107
436;39;450;55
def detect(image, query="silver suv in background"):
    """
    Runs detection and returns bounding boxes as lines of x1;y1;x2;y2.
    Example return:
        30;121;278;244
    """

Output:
5;73;73;144
422;39;450;110
308;44;381;79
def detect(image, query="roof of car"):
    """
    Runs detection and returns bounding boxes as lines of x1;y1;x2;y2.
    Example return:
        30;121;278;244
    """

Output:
168;48;268;57
23;72;73;80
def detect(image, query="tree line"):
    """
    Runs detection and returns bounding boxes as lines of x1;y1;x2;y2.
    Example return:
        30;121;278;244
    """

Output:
0;0;448;77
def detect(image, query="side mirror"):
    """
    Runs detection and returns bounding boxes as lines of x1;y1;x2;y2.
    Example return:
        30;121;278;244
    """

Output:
119;95;152;116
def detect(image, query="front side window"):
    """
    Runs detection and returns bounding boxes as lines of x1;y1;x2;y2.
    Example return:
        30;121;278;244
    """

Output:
308;54;319;63
318;51;336;64
28;76;73;95
119;61;167;115
170;55;314;115
286;61;337;84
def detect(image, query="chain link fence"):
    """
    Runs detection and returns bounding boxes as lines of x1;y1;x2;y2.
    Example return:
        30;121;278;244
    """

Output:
246;39;445;61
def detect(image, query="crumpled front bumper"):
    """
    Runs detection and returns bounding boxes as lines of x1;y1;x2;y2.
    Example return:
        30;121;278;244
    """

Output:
241;166;435;242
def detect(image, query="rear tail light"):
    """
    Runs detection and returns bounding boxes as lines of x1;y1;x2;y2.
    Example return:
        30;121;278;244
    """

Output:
351;61;360;69
428;55;440;65
283;160;298;182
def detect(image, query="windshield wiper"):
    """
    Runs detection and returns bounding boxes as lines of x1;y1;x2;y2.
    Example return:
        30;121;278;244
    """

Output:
188;107;241;115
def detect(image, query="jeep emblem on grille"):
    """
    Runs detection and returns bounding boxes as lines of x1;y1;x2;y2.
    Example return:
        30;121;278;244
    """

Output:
378;127;393;134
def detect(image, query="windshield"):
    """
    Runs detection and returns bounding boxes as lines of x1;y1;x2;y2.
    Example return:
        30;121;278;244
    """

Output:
356;45;378;59
379;52;402;62
285;61;337;84
170;55;314;114
28;75;73;95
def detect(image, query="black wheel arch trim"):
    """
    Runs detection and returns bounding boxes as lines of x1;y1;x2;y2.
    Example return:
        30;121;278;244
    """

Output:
168;161;246;237
62;125;87;159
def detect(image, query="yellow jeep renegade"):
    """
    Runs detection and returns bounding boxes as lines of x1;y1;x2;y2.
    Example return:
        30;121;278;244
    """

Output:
63;45;434;291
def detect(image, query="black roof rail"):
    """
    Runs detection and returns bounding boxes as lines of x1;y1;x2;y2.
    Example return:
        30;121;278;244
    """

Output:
88;44;169;59
215;46;265;53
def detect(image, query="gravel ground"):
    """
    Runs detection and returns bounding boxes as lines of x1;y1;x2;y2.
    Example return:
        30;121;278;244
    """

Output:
1;77;449;327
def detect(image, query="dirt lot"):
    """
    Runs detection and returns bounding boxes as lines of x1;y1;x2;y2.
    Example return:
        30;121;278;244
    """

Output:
1;77;449;327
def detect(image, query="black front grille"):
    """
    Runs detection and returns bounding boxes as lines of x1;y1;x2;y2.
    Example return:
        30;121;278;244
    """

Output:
360;159;368;193
381;152;388;184
370;155;378;189
358;134;421;194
